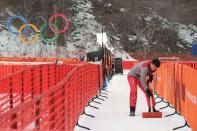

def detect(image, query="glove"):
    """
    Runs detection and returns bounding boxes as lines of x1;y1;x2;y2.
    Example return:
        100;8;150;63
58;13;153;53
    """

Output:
147;74;153;83
146;88;153;97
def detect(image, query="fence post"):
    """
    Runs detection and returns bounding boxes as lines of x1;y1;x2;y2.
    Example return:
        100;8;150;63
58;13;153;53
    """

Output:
10;77;17;129
35;66;42;129
21;72;24;128
49;91;55;129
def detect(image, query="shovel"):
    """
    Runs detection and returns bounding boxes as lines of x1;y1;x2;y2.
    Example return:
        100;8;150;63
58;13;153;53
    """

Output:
142;96;162;118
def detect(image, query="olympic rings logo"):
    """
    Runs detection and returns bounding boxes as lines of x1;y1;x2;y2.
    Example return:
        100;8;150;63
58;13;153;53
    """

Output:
6;13;69;45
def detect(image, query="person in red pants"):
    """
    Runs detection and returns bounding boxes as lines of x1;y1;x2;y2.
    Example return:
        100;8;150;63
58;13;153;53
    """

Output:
127;59;161;116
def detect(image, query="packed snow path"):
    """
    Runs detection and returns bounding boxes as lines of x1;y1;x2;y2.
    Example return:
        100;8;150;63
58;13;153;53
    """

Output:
75;70;191;131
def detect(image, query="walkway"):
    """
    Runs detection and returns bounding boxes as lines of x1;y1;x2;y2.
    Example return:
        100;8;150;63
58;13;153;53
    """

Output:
75;70;191;131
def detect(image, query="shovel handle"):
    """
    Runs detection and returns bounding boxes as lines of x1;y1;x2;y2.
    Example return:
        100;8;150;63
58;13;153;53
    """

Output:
150;96;153;112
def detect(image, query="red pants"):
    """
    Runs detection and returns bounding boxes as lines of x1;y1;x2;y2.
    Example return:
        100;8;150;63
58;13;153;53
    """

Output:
127;75;155;108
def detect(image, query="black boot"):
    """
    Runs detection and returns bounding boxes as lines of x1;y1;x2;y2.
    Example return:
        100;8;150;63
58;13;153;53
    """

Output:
153;107;159;112
130;107;135;116
148;107;151;112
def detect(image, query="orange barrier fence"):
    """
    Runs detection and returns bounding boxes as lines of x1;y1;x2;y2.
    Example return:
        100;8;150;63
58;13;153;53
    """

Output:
122;61;137;69
0;63;99;130
178;61;197;70
0;56;83;79
0;65;33;78
151;62;197;130
0;64;76;114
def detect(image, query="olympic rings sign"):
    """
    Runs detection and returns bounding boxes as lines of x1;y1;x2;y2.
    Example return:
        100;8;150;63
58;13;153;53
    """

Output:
40;23;59;43
49;14;69;34
7;15;28;35
6;13;69;45
19;24;40;45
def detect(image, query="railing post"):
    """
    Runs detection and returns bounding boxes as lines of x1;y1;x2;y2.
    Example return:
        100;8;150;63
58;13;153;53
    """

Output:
49;92;55;129
35;100;40;129
21;72;24;128
35;66;42;129
10;77;17;129
61;88;66;130
31;68;34;99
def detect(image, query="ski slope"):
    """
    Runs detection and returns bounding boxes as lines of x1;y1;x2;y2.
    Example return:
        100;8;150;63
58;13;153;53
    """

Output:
74;70;192;131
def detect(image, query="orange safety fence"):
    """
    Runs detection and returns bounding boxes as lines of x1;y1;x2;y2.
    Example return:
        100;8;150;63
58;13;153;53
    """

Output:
0;56;84;79
0;65;33;78
0;63;99;130
178;61;197;70
122;61;134;69
0;64;76;114
122;61;139;70
151;62;197;131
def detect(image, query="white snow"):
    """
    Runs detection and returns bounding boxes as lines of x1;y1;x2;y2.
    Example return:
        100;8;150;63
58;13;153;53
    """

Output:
0;1;102;58
96;33;108;46
120;8;127;13
112;35;120;41
114;50;137;61
177;24;197;44
177;42;185;49
144;16;152;22
0;28;63;57
128;36;137;42
143;11;197;46
74;70;192;131
66;0;101;52
105;3;112;7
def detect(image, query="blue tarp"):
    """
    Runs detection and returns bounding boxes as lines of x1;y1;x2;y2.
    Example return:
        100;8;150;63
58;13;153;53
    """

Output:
192;41;197;55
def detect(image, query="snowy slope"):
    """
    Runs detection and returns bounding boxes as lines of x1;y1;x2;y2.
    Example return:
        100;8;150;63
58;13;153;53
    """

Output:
66;0;101;52
74;70;191;131
0;0;101;58
144;13;197;46
128;11;197;51
1;0;197;59
0;3;133;60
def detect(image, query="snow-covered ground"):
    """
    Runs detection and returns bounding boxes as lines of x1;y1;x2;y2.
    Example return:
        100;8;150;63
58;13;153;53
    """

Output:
1;0;197;60
74;70;192;131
